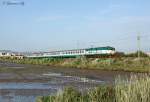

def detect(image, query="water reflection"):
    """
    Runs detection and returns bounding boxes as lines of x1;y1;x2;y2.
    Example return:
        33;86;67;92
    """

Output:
0;89;55;102
0;73;103;102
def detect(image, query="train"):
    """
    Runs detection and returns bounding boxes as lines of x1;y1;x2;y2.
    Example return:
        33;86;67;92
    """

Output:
27;46;116;58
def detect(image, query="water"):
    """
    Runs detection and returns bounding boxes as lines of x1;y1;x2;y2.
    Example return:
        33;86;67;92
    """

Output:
0;74;103;102
0;61;132;102
0;82;56;102
0;89;54;102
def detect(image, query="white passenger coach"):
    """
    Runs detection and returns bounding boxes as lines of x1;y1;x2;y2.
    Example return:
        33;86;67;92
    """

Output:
27;46;115;58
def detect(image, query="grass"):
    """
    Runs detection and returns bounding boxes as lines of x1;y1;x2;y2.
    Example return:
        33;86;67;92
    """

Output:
37;75;150;102
0;57;150;72
36;86;115;102
115;75;150;102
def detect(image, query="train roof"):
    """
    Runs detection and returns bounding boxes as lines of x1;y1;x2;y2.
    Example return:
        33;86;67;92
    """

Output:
86;46;115;51
44;46;115;53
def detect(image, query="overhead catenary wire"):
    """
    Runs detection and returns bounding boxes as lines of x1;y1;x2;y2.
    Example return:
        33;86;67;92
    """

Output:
83;33;150;52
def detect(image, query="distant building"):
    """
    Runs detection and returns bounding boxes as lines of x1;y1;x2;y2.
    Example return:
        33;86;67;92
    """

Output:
0;52;12;57
0;51;24;59
146;52;150;56
14;54;24;59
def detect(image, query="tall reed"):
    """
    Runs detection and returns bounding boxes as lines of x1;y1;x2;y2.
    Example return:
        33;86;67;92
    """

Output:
115;75;150;102
37;75;150;102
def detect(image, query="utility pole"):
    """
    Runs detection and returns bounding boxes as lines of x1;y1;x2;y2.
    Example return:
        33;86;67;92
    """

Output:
137;33;141;59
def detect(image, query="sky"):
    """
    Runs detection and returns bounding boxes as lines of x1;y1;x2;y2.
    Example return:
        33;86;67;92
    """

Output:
0;0;150;52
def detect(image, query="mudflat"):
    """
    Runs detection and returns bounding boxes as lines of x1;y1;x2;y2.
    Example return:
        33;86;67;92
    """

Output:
0;61;137;102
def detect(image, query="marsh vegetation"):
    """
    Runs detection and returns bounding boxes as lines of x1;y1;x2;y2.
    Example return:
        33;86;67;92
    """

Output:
1;56;150;72
37;75;150;102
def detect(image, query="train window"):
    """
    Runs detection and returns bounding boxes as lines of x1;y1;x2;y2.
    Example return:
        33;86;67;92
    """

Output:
80;50;82;53
78;51;80;54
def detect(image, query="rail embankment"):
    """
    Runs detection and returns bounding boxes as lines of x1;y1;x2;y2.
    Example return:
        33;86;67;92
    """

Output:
0;57;150;72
